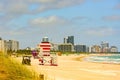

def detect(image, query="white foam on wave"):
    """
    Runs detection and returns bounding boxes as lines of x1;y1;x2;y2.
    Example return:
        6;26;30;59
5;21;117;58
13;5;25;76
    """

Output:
85;55;120;64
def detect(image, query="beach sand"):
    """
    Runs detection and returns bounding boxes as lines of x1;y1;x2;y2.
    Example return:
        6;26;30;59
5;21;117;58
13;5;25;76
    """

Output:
15;54;120;80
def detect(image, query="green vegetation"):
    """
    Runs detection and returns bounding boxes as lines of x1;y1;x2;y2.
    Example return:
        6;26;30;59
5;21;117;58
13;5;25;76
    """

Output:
0;53;38;80
17;49;32;55
7;49;32;57
57;51;90;56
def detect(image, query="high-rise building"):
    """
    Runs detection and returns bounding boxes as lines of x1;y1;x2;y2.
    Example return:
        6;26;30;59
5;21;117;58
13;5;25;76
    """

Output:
67;36;74;45
63;36;74;52
86;46;89;53
101;41;109;52
74;45;86;53
110;46;118;52
58;43;73;52
64;37;68;44
0;38;19;53
91;45;101;53
0;39;7;53
7;40;19;51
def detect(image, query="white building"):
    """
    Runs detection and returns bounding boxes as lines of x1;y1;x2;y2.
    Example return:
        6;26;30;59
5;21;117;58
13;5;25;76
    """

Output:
7;40;19;51
101;41;109;52
50;43;59;51
110;46;118;52
0;37;19;53
91;45;101;53
0;39;7;53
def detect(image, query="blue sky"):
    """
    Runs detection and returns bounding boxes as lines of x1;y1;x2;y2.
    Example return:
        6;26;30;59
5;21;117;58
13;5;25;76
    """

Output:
0;0;120;50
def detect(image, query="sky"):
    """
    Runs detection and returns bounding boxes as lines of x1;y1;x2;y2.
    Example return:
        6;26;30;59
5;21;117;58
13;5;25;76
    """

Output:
0;0;120;50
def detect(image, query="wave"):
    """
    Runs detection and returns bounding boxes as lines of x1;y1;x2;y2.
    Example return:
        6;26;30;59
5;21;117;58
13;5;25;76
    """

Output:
85;54;120;64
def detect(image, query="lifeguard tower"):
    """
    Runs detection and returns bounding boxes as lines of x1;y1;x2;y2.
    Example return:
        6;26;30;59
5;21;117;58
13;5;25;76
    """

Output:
38;37;57;66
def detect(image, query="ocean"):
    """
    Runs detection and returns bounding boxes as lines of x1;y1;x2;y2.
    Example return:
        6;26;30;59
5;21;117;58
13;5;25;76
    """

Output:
85;54;120;64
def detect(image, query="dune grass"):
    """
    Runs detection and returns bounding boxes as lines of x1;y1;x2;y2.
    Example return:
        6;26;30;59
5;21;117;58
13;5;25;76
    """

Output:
0;53;39;80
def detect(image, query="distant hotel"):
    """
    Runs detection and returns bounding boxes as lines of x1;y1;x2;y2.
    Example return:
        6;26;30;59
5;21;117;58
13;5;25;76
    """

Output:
58;36;74;52
0;38;7;53
53;36;89;53
110;46;118;52
58;43;73;52
74;45;87;53
0;37;19;53
91;41;118;53
64;36;74;45
91;45;101;53
7;40;19;51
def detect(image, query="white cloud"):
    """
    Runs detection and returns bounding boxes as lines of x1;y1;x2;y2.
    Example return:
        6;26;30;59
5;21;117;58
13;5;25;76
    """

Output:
0;0;85;15
28;0;56;3
0;27;20;36
0;0;85;25
85;27;116;37
35;0;85;13
30;16;72;27
6;3;29;15
103;15;120;21
56;0;84;8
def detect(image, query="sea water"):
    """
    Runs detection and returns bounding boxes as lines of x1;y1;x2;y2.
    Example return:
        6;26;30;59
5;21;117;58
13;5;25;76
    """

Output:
85;54;120;64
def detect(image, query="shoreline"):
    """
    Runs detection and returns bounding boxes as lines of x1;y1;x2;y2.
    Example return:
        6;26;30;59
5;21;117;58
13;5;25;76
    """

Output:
61;54;120;65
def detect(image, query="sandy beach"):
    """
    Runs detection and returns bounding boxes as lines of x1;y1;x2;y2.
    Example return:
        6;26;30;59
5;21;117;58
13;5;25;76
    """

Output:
15;54;120;80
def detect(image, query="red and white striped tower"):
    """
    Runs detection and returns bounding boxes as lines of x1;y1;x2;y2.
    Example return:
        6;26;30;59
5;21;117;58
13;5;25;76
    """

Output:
39;37;51;56
38;37;58;66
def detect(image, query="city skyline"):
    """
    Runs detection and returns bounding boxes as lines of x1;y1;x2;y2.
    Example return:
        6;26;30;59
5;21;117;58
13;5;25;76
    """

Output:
0;36;118;53
0;0;120;50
